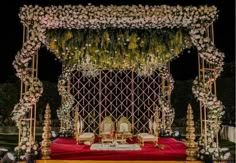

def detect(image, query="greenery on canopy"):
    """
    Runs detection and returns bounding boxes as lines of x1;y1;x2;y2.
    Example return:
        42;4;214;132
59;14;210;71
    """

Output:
46;28;192;69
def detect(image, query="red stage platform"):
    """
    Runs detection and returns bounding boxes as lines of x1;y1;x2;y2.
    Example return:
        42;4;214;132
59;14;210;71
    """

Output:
50;137;187;161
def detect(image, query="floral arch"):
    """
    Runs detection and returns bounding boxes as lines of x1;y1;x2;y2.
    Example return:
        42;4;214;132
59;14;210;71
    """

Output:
12;4;227;160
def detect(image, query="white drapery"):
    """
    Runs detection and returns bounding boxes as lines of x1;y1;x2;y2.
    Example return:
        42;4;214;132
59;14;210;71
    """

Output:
220;125;236;143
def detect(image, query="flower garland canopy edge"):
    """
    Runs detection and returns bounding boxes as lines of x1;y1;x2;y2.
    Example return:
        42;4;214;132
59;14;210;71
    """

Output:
19;4;218;29
17;4;219;75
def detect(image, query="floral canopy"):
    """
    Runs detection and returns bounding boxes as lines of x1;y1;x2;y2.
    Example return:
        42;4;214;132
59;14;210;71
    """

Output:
13;4;227;160
46;28;191;72
15;4;222;76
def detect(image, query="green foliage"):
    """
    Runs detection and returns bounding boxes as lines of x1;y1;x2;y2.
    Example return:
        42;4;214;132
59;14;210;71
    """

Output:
171;80;199;126
0;81;61;126
217;77;235;125
171;78;235;126
0;82;20;126
46;28;191;69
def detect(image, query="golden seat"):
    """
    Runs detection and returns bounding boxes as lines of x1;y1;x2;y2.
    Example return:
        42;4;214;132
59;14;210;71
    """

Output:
99;116;115;144
116;116;132;139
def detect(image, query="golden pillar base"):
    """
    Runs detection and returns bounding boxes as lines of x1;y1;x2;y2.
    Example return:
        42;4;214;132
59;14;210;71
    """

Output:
186;147;198;161
186;104;198;161
41;104;52;160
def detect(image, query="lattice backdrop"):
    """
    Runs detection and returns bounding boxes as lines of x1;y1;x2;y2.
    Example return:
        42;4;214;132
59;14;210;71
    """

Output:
70;70;170;135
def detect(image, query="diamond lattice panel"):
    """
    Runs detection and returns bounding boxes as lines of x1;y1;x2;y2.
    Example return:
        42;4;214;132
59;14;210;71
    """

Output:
70;70;164;135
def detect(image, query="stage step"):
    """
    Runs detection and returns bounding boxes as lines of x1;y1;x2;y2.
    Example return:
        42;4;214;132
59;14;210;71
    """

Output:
20;160;205;163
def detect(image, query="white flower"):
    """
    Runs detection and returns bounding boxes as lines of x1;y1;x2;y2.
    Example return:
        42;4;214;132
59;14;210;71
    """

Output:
221;148;229;152
22;145;26;150
200;155;204;160
224;152;230;160
20;155;25;160
14;146;19;151
26;148;31;153
207;137;212;142
208;148;214;153
212;142;217;148
200;149;205;153
33;145;37;150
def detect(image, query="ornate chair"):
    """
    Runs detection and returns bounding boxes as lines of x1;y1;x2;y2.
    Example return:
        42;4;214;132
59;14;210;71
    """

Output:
75;117;95;145
99;116;115;143
74;112;81;144
137;114;158;146
116;116;132;139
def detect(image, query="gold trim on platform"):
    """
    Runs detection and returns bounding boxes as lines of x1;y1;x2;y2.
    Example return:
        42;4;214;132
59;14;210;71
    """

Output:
20;160;204;163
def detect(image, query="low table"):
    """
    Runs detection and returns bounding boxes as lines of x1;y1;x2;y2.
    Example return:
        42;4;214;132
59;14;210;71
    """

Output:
137;133;157;146
77;132;95;145
101;138;126;144
115;133;127;144
90;143;141;151
101;138;113;144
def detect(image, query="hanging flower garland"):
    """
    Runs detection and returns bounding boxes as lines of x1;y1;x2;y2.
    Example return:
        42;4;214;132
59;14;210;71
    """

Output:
57;65;76;134
12;25;44;123
12;24;44;160
157;65;175;132
57;62;101;134
158;98;175;134
191;26;229;160
19;5;218;29
158;65;174;92
45;28;191;76
14;121;39;160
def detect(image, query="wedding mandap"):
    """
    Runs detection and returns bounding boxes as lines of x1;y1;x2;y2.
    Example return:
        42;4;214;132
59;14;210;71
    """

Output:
10;3;230;163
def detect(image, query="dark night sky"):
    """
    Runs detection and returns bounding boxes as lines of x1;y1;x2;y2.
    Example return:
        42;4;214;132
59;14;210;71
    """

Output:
0;0;234;82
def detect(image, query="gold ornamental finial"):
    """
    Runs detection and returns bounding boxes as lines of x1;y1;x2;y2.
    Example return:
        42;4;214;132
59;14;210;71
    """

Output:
186;104;198;160
41;103;52;159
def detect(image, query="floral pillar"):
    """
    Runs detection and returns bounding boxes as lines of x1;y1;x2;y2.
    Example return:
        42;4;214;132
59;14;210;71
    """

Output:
192;23;229;160
158;65;175;135
13;24;42;160
57;65;75;136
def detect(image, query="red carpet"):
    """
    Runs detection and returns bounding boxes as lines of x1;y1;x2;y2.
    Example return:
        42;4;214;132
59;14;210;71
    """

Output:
50;137;186;161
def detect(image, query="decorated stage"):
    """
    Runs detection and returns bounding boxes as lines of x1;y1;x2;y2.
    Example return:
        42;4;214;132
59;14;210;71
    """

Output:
50;137;187;161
